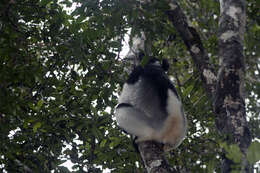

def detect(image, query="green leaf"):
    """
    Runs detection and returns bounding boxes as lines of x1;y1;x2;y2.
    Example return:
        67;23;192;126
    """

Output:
40;0;51;6
37;100;44;109
110;41;121;48
227;145;243;163
57;166;70;172
33;122;42;133
247;141;260;164
100;139;107;148
207;160;216;172
58;160;67;165
183;85;193;97
109;138;120;148
220;143;243;163
140;55;149;66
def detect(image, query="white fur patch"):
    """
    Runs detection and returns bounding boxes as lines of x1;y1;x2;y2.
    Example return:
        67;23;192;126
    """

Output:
115;107;154;138
166;89;182;118
118;82;140;104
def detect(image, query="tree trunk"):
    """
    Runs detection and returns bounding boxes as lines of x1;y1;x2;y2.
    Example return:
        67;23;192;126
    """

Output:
216;0;251;172
167;0;252;172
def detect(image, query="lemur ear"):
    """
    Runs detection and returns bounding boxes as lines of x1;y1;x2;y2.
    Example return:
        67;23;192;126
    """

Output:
162;59;169;71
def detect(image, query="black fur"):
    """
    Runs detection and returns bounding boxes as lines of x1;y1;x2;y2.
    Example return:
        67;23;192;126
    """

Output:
117;103;133;109
126;66;143;84
126;58;179;110
162;59;169;71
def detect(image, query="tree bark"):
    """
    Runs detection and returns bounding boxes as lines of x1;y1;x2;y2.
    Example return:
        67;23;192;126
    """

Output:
138;141;177;173
216;0;251;172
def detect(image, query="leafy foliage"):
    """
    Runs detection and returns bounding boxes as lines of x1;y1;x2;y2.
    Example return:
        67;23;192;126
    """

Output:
0;0;259;172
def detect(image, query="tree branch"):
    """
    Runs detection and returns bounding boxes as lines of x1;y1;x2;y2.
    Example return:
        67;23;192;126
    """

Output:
138;141;177;173
166;1;217;98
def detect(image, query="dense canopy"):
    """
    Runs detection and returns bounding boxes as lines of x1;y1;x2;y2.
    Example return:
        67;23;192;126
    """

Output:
0;0;259;172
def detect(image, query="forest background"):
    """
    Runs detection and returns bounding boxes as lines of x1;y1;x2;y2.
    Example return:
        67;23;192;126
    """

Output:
0;0;259;172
